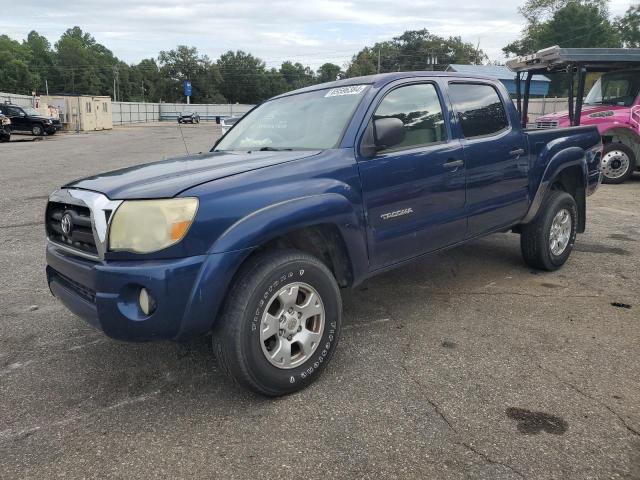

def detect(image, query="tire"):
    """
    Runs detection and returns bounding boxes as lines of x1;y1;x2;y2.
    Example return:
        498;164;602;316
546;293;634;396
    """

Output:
601;143;636;184
31;124;44;136
521;190;578;271
212;249;342;396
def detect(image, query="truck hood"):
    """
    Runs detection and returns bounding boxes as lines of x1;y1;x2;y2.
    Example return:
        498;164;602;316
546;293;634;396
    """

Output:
65;150;320;199
537;104;629;123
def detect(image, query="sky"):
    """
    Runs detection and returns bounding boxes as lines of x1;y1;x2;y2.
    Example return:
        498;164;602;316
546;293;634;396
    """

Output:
1;0;635;70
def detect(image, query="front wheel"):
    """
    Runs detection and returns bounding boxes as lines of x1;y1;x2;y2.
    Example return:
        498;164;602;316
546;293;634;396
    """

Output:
31;124;44;136
520;190;578;271
601;143;636;184
212;250;342;396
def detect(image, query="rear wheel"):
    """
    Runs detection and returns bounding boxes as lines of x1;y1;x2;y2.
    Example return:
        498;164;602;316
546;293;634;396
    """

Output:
521;190;578;271
212;250;342;396
601;143;636;184
31;124;44;136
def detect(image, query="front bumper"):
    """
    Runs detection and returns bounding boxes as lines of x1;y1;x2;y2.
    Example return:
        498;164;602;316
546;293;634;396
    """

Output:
46;242;249;341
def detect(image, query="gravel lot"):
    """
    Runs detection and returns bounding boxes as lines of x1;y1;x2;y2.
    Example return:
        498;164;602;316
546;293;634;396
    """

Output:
1;124;639;479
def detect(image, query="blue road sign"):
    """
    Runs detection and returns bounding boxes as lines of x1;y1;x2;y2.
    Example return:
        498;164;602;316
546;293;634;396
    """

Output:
183;80;192;97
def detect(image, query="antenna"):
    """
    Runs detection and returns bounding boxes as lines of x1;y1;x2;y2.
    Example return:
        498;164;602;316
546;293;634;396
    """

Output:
177;117;190;156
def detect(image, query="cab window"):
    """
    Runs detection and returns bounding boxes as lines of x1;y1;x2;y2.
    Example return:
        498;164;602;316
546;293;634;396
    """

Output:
449;83;509;138
373;83;447;152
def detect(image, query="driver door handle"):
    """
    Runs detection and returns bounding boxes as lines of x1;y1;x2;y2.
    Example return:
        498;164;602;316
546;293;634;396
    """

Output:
443;159;464;169
510;148;526;157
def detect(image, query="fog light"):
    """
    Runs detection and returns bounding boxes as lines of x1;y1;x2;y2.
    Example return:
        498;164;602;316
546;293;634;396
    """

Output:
139;288;157;316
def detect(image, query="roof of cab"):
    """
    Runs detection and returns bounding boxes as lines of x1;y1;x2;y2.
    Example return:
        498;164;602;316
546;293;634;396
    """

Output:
272;71;497;99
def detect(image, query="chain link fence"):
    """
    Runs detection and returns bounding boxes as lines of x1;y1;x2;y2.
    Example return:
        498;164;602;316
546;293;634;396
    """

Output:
0;92;36;107
111;102;254;125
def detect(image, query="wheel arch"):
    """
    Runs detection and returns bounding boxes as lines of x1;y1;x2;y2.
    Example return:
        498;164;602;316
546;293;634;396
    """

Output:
601;127;639;163
210;193;369;287
522;147;588;232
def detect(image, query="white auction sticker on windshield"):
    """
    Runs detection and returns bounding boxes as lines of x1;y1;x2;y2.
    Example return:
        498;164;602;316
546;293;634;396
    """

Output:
324;85;368;97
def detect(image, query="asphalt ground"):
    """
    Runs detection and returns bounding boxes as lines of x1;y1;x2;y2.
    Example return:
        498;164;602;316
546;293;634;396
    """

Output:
0;124;639;479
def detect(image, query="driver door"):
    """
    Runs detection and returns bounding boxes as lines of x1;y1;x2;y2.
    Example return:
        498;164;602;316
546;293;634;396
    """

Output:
357;82;467;269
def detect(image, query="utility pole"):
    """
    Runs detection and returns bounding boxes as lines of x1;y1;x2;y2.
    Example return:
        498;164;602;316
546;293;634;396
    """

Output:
113;66;117;102
475;38;481;65
45;79;49;96
141;80;144;102
377;49;381;74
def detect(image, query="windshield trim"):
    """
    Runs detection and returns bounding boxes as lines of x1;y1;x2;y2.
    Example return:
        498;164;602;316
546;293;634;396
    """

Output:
213;84;371;152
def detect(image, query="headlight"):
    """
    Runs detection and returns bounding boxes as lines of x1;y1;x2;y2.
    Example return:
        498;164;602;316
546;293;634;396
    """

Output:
109;198;198;253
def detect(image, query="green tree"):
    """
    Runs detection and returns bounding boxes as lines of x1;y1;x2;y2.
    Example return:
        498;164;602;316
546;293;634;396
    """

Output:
0;35;38;93
346;29;485;77
504;1;622;57
517;0;609;22
280;61;315;90
317;63;343;83
24;31;53;92
54;27;118;95
217;50;268;103
156;46;224;103
616;5;640;48
504;1;622;95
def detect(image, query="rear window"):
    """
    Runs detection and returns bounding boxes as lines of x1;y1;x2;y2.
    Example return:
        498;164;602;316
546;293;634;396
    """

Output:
449;83;509;138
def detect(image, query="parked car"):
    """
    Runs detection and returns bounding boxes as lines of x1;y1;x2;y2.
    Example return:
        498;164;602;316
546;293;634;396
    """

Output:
177;112;200;124
0;103;61;136
220;116;240;135
45;72;602;396
0;113;10;142
535;68;640;184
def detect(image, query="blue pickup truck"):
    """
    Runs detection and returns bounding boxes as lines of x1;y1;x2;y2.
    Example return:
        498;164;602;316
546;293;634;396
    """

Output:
45;72;602;395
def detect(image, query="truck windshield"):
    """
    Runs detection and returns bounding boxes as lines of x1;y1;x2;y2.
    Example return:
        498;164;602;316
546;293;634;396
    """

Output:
215;85;369;151
22;107;40;116
584;70;640;107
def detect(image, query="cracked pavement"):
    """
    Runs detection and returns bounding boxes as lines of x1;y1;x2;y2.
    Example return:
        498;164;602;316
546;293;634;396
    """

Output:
1;124;639;479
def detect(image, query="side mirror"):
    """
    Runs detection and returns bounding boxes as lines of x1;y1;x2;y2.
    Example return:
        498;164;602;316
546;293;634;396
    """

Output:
360;118;405;158
375;117;405;150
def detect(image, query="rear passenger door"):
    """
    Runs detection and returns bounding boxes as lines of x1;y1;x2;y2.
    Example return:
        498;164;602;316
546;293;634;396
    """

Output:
358;81;467;269
4;106;28;131
448;82;529;237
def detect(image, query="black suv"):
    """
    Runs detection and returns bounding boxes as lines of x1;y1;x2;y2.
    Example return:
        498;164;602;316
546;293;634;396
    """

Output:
0;103;61;136
177;112;200;124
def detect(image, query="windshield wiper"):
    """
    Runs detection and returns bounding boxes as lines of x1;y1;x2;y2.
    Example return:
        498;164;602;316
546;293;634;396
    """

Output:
258;146;293;151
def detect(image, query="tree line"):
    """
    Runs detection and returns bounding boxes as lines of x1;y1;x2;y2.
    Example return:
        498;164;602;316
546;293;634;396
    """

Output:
0;1;637;103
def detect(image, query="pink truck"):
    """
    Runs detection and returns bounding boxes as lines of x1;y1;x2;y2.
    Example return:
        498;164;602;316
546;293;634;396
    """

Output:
535;68;640;184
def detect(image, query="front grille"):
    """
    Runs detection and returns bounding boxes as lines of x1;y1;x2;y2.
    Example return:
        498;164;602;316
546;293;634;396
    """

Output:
51;270;96;304
46;201;98;256
535;120;559;129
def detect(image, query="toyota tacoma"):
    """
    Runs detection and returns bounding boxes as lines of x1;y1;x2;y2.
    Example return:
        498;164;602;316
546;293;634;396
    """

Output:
45;72;602;396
